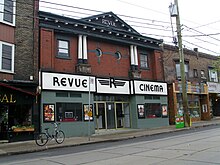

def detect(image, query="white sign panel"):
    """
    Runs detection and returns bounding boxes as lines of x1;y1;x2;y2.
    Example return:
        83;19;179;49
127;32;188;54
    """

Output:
97;78;130;94
134;80;167;95
207;82;220;93
42;72;95;92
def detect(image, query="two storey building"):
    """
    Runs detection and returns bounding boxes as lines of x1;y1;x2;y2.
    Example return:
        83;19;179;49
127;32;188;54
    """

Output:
39;11;168;137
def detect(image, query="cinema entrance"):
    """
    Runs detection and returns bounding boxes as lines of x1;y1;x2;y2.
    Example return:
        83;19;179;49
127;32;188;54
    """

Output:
94;99;130;130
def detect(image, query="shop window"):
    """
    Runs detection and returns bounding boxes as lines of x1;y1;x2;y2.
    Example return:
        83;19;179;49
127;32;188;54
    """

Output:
140;53;149;68
57;39;69;58
0;41;14;73
9;104;33;128
0;0;16;26
57;103;82;122
145;103;161;118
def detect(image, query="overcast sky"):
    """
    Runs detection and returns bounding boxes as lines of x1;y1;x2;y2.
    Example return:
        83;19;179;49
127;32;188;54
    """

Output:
39;0;220;56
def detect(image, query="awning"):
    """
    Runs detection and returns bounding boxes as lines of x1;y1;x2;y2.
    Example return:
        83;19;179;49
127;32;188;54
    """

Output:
0;82;36;96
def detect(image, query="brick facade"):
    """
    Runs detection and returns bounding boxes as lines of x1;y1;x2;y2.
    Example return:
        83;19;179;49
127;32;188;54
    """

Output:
14;0;39;82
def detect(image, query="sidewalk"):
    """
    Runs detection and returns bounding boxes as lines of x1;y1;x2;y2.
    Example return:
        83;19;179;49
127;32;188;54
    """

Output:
0;118;220;156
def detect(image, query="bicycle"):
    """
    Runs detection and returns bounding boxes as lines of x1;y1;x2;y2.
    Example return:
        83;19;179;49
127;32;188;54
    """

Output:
35;122;65;146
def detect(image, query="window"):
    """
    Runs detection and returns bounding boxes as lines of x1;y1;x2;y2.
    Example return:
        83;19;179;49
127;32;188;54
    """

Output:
175;62;189;79
57;39;69;57
0;0;15;25
201;70;206;78
209;68;218;82
145;103;161;118
0;41;14;73
57;103;82;122
193;69;198;78
140;54;148;68
96;48;102;57
115;51;121;60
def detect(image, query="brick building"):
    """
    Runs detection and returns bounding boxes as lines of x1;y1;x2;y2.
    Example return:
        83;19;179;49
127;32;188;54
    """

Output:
39;11;168;137
163;44;219;124
0;0;39;142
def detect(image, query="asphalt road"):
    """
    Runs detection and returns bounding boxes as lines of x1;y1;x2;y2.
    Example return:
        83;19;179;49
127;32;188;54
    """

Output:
1;125;220;165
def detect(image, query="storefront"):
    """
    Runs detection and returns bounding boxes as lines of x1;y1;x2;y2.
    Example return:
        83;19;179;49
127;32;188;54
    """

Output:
168;81;210;125
130;80;169;129
207;82;220;117
94;77;131;130
40;71;169;137
0;82;36;142
40;72;96;137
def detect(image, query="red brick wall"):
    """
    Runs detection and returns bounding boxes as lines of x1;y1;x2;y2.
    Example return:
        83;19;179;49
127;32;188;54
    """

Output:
40;28;54;70
88;39;130;78
40;29;163;81
0;24;14;43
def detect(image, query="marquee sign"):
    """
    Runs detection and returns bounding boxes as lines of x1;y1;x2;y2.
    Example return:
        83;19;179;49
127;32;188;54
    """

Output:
42;72;95;92
96;77;130;94
133;80;167;95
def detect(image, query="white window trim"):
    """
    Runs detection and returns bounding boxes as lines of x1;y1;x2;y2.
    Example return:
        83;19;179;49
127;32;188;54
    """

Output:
0;41;15;73
0;0;16;26
209;69;218;82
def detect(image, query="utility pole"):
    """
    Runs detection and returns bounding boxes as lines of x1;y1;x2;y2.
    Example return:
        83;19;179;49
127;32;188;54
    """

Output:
173;0;190;127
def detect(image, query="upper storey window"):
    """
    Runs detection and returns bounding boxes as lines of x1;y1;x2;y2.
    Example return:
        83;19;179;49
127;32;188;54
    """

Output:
57;39;69;58
0;0;16;26
0;41;14;73
140;53;149;69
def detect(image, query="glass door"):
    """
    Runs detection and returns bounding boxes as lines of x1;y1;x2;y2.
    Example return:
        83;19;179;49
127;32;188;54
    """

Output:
106;102;115;129
123;103;130;128
115;103;123;128
95;102;106;129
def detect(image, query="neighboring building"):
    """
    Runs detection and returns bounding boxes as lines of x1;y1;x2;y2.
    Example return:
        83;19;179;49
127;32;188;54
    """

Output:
0;0;39;142
163;44;219;124
39;11;168;137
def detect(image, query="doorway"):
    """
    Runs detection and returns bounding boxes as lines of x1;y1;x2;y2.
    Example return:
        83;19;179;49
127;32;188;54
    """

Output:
95;102;130;130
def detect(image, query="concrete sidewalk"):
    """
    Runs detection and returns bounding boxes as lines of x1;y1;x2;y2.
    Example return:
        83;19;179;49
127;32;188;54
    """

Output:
0;118;220;156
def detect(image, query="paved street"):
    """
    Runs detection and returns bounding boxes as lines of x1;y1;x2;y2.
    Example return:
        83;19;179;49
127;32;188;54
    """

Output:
1;124;220;165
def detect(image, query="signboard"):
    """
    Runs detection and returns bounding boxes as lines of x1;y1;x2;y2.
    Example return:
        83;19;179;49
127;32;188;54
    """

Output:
133;80;167;95
96;77;130;94
207;82;220;93
42;72;95;92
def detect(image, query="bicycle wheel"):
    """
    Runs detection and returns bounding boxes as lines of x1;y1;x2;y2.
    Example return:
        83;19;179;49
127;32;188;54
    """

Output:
55;130;65;144
35;133;48;146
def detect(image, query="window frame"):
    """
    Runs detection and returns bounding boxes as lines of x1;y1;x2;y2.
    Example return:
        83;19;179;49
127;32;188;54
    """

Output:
115;51;121;60
0;41;15;73
208;68;218;82
0;0;16;26
140;53;149;69
175;62;189;80
57;39;70;58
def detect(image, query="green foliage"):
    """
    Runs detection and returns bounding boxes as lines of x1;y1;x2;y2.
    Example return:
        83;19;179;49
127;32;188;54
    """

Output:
213;56;220;73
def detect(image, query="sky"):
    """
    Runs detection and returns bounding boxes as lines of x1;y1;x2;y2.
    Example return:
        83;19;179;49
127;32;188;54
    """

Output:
39;0;220;56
